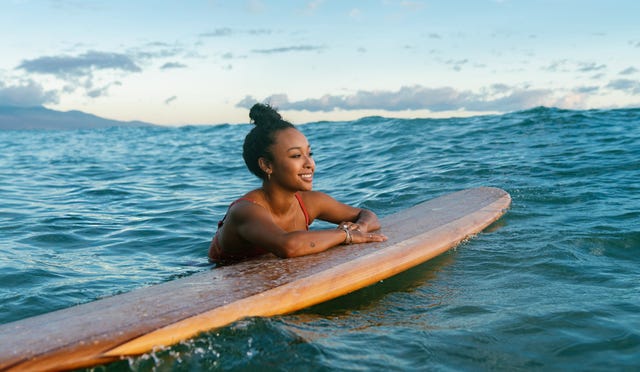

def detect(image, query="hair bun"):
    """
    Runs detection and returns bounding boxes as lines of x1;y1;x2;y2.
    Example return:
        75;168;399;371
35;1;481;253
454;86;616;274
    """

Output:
249;103;282;126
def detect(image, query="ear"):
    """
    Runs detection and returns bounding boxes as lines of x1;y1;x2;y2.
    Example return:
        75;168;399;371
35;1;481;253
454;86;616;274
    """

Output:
258;157;272;176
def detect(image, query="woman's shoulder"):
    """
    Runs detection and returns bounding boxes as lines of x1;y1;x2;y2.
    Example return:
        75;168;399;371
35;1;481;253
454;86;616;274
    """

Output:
298;190;341;215
298;190;331;203
238;189;263;203
227;190;267;216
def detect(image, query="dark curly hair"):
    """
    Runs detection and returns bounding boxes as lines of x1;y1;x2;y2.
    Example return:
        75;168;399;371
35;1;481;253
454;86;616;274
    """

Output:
243;103;295;180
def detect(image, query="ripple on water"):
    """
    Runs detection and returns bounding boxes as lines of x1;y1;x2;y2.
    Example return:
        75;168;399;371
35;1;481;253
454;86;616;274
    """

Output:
1;107;639;370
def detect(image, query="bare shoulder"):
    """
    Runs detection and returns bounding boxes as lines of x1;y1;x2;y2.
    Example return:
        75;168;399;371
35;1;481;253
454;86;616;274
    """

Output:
299;191;359;222
298;190;335;204
298;190;342;212
227;192;269;223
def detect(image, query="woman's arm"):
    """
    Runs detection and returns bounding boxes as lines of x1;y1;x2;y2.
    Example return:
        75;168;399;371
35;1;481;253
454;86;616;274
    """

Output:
344;208;381;233
231;201;384;258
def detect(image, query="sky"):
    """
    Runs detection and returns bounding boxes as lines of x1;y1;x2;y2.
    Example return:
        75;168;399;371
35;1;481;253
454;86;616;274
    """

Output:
1;0;639;125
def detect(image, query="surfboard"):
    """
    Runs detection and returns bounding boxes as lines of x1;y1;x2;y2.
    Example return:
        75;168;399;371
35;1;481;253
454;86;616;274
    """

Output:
0;187;510;371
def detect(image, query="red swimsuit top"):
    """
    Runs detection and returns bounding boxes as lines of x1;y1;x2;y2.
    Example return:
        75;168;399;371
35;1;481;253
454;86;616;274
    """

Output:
209;193;310;262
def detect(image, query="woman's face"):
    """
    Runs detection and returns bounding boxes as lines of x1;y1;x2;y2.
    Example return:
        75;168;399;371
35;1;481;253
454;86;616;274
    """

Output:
266;128;315;191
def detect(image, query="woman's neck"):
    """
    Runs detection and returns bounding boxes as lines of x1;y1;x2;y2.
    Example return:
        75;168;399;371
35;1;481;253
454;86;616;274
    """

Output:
259;183;297;216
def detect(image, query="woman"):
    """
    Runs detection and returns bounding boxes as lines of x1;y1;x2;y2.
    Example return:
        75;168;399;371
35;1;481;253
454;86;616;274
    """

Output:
209;103;387;263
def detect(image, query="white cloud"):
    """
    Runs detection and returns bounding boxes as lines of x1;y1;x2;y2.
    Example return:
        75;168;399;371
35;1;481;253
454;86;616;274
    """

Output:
18;51;141;77
161;62;188;70
13;44;190;101
237;84;560;113
251;45;325;54
200;28;234;38
0;80;59;107
577;62;607;73
15;51;141;99
607;79;640;94
619;67;638;75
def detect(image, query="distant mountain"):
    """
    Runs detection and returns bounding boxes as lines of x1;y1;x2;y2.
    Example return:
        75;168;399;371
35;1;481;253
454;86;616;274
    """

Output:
0;106;158;130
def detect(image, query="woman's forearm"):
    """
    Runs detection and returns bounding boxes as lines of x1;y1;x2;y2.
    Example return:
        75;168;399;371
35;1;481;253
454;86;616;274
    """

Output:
273;221;386;258
274;229;349;258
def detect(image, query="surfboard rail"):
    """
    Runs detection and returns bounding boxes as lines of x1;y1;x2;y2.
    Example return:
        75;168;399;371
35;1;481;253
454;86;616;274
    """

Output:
0;187;511;371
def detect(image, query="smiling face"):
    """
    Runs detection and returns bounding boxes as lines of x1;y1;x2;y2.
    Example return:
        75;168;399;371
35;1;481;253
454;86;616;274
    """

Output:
262;128;315;191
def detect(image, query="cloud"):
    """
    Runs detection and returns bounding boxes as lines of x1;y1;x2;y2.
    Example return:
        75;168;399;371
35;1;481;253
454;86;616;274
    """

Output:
18;51;141;78
10;42;189;103
467;87;553;112
236;95;259;109
84;80;121;98
543;59;570;72
607;79;640;94
445;58;469;71
545;60;608;75
577;62;607;73
199;28;273;38
200;28;234;37
619;67;638;75
130;42;187;60
247;29;273;36
236;84;557;113
574;85;600;94
0;80;59;106
251;45;325;54
160;62;188;70
16;50;144;99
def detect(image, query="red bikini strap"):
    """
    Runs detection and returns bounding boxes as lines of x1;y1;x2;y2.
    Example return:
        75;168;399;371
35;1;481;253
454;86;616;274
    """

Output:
295;193;310;229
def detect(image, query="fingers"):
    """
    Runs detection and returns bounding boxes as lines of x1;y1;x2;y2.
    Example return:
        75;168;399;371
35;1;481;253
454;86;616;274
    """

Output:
338;222;361;231
357;231;387;243
368;232;387;242
337;222;387;244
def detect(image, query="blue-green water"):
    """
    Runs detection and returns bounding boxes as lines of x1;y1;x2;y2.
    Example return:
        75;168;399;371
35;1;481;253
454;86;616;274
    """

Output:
1;107;639;371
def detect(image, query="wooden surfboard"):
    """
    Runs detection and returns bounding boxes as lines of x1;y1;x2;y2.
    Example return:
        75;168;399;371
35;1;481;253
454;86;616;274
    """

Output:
0;187;511;371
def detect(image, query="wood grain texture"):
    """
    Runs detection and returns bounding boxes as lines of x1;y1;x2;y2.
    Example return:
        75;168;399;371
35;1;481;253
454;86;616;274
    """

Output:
0;187;511;371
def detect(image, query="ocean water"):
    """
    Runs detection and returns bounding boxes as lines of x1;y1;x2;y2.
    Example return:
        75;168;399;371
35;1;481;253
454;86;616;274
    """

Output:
1;107;639;371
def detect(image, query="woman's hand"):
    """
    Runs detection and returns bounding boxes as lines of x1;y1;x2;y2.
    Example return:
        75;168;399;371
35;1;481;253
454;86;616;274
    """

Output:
338;223;387;244
350;229;387;244
337;221;364;232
